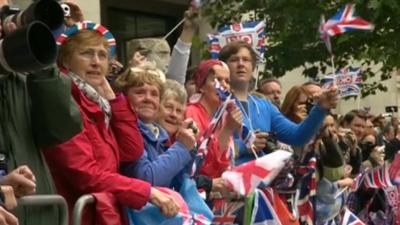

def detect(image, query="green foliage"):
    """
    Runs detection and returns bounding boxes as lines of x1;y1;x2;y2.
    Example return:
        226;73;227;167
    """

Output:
202;0;400;97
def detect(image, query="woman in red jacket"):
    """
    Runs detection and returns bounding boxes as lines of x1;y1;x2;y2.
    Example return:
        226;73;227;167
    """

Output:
185;59;242;184
43;22;178;225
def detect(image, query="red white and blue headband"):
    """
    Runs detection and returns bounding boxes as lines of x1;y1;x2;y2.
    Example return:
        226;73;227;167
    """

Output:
56;21;117;57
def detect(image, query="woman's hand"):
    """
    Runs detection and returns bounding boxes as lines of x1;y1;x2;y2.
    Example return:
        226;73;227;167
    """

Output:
176;119;197;151
95;77;116;100
224;103;242;132
149;188;179;217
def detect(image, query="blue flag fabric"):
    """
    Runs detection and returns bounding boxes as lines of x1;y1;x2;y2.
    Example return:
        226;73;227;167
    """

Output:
128;175;213;225
250;189;282;225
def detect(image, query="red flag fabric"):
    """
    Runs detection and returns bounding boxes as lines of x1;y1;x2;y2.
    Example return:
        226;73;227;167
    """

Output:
222;150;292;196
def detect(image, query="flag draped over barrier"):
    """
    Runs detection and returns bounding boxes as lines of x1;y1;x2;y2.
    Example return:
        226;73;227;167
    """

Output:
222;150;292;196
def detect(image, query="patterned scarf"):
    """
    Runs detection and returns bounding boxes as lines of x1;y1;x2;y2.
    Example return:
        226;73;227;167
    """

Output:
67;71;111;127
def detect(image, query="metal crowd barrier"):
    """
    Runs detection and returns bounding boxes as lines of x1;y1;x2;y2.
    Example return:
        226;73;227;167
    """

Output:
72;194;95;225
17;195;68;225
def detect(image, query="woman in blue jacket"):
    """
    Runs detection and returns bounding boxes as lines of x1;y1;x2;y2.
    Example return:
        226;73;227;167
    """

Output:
115;64;197;188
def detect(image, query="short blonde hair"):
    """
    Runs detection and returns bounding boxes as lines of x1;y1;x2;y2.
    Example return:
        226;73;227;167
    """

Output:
57;30;109;67
114;63;165;97
163;79;187;105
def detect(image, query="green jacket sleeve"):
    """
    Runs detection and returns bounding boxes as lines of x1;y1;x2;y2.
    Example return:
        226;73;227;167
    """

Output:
27;67;82;147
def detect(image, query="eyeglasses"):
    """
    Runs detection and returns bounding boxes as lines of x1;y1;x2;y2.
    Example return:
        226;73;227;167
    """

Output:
78;49;109;62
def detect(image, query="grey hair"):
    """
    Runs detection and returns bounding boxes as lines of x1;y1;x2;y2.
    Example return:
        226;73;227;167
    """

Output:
162;79;188;105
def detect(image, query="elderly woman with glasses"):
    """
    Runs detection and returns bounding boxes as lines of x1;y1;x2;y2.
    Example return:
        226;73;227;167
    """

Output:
43;22;179;225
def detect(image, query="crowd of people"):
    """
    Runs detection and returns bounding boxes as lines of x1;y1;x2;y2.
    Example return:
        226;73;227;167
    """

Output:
0;1;399;225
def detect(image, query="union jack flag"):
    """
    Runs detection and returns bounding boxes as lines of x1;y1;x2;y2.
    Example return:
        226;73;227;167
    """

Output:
250;189;282;225
363;162;394;189
208;34;221;59
319;4;374;53
320;4;374;36
296;156;317;225
341;208;365;225
208;21;266;61
191;80;233;177
222;150;292;196
191;80;257;176
350;171;365;192
212;199;245;225
389;151;400;184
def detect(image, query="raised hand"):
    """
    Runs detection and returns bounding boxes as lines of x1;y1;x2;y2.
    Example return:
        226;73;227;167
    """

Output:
224;103;242;131
251;131;269;153
317;85;339;111
95;77;116;100
176;119;197;150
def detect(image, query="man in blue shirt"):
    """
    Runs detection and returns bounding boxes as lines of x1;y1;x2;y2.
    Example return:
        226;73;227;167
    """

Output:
219;41;339;164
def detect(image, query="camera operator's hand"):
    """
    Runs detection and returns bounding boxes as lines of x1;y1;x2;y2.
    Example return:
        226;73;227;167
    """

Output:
0;206;18;225
176;119;197;151
317;85;339;111
95;77;116;100
0;186;16;210
149;188;179;217
0;166;36;198
0;19;17;38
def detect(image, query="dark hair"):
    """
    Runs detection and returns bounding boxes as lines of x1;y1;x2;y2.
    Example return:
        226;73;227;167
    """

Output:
340;109;369;126
382;123;394;135
185;65;197;84
218;40;257;69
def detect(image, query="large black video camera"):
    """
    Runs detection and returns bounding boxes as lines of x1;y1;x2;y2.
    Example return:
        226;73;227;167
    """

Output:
0;0;64;74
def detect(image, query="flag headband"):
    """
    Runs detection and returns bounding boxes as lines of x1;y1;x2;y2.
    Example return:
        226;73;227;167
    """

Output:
56;21;117;57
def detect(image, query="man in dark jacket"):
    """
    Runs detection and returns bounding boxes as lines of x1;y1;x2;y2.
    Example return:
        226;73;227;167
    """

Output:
0;1;82;223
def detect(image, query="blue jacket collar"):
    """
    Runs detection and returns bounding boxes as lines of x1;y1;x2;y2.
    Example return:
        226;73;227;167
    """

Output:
138;120;169;143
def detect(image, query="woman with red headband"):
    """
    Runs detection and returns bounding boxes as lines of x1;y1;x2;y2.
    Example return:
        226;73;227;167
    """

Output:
185;59;242;194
